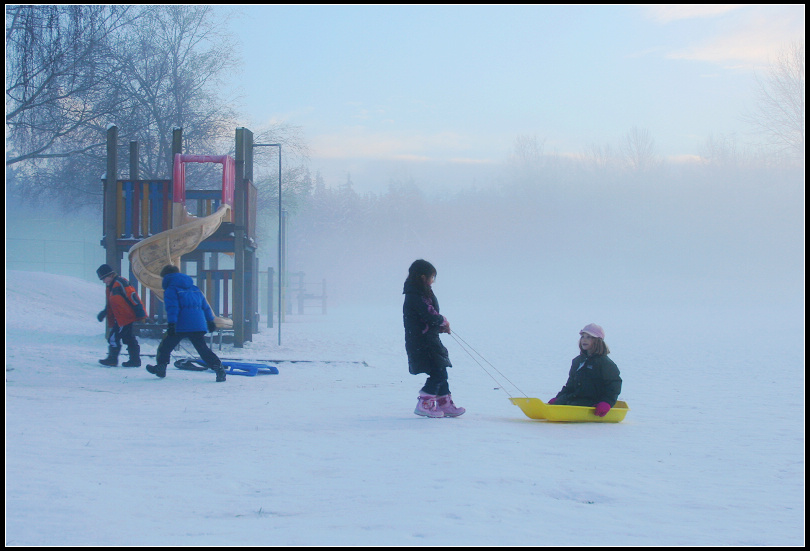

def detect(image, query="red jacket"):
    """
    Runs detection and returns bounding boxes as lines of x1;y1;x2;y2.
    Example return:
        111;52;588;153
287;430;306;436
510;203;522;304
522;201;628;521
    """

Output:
106;276;146;327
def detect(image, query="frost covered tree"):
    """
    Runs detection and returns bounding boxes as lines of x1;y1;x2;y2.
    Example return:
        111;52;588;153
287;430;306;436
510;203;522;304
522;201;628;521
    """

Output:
508;133;545;190
110;5;240;181
620;126;659;173
5;5;136;166
6;5;242;208
745;41;805;163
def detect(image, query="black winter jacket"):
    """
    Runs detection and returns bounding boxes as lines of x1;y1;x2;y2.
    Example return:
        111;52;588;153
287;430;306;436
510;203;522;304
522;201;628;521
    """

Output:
402;281;451;375
553;353;622;407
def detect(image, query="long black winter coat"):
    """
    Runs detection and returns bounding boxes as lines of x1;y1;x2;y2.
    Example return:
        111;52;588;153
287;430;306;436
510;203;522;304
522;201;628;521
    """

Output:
402;281;452;375
553;353;622;407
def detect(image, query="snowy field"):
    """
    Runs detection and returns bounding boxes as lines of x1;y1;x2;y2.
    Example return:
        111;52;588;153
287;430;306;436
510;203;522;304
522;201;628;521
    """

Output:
5;264;804;546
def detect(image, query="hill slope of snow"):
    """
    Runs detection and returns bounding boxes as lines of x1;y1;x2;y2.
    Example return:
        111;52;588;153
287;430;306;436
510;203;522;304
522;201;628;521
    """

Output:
5;270;804;545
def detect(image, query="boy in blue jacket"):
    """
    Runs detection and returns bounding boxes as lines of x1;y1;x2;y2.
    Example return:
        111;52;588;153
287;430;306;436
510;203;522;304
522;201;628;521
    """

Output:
146;265;226;382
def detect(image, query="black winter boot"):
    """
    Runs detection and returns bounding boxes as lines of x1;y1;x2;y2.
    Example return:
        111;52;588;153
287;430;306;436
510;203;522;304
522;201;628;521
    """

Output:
146;363;167;378
99;346;120;367
122;344;141;367
214;364;227;382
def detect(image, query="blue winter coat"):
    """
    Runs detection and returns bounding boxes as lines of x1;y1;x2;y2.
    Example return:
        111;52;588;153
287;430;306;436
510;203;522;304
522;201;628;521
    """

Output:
162;272;215;333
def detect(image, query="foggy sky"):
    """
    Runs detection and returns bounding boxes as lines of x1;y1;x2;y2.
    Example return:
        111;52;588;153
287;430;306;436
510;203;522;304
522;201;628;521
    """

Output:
7;4;804;331
221;4;804;193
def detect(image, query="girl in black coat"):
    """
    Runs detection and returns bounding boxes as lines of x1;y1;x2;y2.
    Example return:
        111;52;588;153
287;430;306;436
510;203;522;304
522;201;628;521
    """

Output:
403;259;465;418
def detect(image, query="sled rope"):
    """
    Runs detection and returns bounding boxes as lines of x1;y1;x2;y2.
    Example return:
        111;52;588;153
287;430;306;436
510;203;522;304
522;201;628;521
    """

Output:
178;341;196;357
141;352;367;365
449;331;528;399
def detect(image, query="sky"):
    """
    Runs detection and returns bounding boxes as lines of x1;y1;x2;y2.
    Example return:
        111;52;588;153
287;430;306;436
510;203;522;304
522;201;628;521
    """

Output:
225;5;803;191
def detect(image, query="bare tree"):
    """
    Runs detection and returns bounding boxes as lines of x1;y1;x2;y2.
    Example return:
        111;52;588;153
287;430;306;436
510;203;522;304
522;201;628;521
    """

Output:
5;5;137;166
6;6;244;208
507;133;546;190
620;126;659;173
698;133;742;169
744;41;805;162
252;121;311;219
583;141;621;174
111;5;241;181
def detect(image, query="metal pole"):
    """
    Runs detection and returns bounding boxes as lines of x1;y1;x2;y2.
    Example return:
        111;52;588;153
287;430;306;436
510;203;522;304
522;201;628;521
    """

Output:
278;147;282;346
253;143;282;345
267;267;274;328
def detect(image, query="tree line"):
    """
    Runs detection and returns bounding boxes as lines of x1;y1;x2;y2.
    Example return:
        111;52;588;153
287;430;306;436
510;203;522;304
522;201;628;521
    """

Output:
6;5;803;233
6;5;251;207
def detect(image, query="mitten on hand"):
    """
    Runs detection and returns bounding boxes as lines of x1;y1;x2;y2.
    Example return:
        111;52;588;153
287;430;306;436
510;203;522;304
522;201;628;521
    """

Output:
97;309;107;322
440;316;451;334
166;323;176;336
594;402;611;417
548;398;557;405
207;320;217;333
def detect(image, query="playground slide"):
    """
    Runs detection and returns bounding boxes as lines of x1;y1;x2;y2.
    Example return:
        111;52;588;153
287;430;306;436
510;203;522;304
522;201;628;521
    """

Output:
128;204;234;329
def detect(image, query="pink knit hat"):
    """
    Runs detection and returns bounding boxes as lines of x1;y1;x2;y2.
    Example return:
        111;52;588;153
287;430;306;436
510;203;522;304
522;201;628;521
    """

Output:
580;323;605;339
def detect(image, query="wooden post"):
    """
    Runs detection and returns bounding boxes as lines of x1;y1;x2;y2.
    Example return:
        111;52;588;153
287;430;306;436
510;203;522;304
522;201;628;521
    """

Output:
281;209;288;319
172;128;183;161
170;128;182;231
245;137;255;340
171;128;182;228
129;141;139;180
322;279;328;315
129;141;140;239
104;125;119;271
251;253;259;334
234;127;253;347
297;272;305;314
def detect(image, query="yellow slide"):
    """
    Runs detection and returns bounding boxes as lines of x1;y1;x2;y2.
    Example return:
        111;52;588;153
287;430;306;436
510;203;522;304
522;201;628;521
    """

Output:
128;204;234;328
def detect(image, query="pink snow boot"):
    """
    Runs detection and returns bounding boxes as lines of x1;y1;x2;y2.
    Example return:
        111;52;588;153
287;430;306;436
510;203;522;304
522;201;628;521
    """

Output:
414;392;444;418
436;394;466;417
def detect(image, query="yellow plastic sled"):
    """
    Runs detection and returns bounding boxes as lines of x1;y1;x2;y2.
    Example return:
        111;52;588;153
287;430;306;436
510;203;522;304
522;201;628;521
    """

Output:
510;397;629;423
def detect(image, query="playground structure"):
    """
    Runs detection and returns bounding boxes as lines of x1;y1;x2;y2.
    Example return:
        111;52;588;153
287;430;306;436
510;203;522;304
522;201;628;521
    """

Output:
101;126;260;347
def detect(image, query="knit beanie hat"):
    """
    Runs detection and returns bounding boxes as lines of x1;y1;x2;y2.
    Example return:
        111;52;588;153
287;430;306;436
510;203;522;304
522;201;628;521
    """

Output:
96;264;115;280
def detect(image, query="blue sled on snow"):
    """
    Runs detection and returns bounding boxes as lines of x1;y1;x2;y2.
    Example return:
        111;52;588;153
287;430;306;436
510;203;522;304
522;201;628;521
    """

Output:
174;358;278;376
223;362;278;376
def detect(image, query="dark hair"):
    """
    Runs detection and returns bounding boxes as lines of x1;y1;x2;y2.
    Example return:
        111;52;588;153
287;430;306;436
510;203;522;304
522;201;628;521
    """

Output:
160;264;180;278
405;259;437;300
579;337;611;356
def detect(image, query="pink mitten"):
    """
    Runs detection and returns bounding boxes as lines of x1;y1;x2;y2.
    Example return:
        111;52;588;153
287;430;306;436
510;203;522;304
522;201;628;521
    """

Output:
440;316;451;334
594;402;611;417
547;398;557;405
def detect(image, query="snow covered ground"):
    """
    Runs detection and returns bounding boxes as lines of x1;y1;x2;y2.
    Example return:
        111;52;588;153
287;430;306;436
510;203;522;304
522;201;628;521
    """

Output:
5;264;804;546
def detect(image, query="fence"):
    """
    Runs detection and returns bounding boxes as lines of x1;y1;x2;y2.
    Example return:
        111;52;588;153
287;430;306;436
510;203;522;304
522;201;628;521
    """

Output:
258;269;327;327
7;238;106;282
6;238;329;333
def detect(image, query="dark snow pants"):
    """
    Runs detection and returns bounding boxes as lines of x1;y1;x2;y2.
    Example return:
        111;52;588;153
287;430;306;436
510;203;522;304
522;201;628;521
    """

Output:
421;365;450;396
107;322;138;351
156;331;221;368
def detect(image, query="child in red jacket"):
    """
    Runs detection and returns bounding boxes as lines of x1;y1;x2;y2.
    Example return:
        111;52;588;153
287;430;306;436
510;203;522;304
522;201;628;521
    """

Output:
96;264;146;367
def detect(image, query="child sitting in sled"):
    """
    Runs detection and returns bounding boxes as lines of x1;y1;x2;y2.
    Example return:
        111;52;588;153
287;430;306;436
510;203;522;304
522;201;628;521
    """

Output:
549;323;622;417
